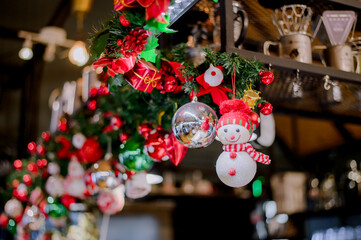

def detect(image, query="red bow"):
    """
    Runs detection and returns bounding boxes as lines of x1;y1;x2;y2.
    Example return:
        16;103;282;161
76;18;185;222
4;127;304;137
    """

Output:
195;66;231;106
93;56;136;77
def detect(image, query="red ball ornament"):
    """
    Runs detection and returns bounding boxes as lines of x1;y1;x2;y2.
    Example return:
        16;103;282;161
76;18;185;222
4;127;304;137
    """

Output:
138;123;153;137
144;127;170;162
98;85;109;96
259;71;274;85
12;179;20;188
88;100;97;110
27;163;38;174
27;142;37;154
41;131;50;142
0;214;8;228
89;87;98;98
119;133;129;142
164;76;178;93
248;111;260;129
37;158;47;169
78;138;104;163
14;159;22;170
259;102;273;115
57;118;68;132
13;188;27;202
23;174;32;186
36;144;46;156
119;15;130;27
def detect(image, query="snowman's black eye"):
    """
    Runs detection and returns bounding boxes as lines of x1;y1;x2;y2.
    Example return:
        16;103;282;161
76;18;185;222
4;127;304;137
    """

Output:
224;128;228;133
236;129;240;133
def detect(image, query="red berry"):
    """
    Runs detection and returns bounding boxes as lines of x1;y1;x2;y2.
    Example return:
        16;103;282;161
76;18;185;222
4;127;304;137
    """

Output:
88;100;97;110
119;15;130;27
41;131;50;142
23;174;32;186
28;142;37;154
36;144;46;156
14;159;22;170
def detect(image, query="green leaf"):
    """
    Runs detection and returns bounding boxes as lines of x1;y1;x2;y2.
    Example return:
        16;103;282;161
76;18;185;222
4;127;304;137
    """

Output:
144;34;159;51
89;32;110;59
145;15;177;34
140;49;157;62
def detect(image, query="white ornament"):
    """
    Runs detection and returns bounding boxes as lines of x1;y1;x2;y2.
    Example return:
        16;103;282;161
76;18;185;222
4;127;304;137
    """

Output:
68;157;85;177
45;175;65;197
204;64;223;87
72;133;86;149
5;198;23;218
97;186;125;215
125;172;151;199
47;162;60;175
64;157;86;198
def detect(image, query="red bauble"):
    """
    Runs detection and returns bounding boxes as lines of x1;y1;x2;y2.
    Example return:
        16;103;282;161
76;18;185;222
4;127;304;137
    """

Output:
138;123;153;137
259;71;274;85
13;188;27;202
248;111;260;129
119;133;129;142
28;142;37;154
98;85;110;96
79;138;104;163
144;127;170;162
89;87;98;98
14;159;22;170
36;144;46;156
61;194;76;209
41;131;50;142
37;158;47;169
27;163;38;174
88;100;97;110
23;174;32;186
58;118;68;132
0;214;8;228
163;76;179;93
259;102;273;115
119;15;130;27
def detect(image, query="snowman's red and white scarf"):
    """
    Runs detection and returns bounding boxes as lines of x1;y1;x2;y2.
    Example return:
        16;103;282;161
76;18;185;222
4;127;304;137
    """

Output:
222;143;271;165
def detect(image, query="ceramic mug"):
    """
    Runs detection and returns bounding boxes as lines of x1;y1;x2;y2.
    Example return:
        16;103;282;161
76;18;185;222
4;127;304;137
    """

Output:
264;34;313;64
314;44;360;73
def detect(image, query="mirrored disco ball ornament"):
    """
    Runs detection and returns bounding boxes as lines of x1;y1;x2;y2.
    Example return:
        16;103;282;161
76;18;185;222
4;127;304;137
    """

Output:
172;97;218;148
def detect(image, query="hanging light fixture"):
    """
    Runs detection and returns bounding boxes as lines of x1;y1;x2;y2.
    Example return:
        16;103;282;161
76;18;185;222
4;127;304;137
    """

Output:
18;37;33;60
68;41;89;66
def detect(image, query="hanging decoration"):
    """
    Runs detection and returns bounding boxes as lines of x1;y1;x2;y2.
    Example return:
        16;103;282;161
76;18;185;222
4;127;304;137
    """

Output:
0;0;277;238
215;99;271;188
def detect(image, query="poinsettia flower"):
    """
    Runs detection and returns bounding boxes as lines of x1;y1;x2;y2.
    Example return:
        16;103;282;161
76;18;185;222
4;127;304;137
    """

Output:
113;0;139;11
137;0;154;7
145;0;171;23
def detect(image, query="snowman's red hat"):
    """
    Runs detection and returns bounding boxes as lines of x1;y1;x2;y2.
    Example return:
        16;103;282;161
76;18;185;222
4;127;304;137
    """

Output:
216;99;257;134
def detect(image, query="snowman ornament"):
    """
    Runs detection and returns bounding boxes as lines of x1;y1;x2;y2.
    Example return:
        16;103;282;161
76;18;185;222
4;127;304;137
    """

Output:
215;99;271;188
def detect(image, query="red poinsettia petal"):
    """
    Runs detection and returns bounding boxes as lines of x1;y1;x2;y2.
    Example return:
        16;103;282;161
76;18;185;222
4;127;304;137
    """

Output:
137;0;154;7
114;0;138;11
145;0;170;22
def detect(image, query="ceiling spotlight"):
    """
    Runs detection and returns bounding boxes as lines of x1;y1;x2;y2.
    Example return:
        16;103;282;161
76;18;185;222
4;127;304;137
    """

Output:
68;41;89;67
18;38;33;60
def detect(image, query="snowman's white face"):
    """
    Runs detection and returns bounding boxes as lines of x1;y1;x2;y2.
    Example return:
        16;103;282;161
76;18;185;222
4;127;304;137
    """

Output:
217;124;250;145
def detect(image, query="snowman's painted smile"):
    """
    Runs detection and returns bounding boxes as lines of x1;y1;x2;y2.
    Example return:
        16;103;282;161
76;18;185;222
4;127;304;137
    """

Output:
225;135;241;143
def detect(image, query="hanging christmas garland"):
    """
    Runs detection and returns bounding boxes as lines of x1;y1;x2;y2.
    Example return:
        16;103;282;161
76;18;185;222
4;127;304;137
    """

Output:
0;1;276;238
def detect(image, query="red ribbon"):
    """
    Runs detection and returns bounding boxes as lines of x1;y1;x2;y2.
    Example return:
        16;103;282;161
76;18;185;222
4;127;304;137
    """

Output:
93;56;136;77
195;66;232;106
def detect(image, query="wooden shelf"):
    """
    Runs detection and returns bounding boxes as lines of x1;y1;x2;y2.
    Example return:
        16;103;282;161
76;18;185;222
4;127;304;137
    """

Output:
220;0;361;85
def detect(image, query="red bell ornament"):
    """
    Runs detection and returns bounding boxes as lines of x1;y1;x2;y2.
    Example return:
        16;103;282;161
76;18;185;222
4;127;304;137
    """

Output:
79;138;104;163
